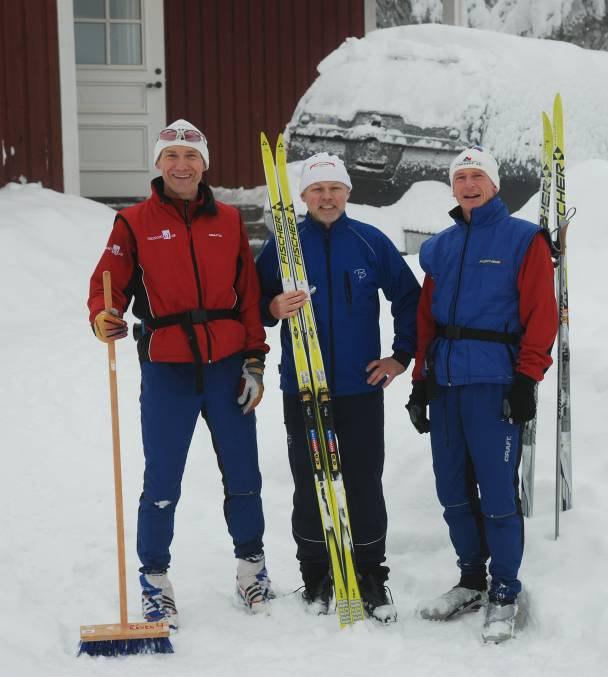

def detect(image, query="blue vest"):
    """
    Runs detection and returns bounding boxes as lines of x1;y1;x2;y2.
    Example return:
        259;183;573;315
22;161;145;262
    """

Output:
420;197;540;386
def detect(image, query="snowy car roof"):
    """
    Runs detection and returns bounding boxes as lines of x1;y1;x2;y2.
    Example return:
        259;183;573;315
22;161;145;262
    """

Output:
288;23;608;169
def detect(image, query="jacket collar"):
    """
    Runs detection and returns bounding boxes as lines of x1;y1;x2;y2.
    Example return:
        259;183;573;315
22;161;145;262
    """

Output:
449;195;508;229
150;176;218;217
304;210;349;233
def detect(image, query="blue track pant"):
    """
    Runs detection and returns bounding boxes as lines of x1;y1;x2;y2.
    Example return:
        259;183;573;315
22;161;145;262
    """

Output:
137;356;264;572
429;383;524;602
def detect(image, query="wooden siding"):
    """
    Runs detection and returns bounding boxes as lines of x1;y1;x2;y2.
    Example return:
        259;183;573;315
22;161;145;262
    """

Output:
164;0;364;188
0;0;63;190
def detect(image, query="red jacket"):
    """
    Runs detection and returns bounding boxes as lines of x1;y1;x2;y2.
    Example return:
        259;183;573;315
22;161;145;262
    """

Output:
88;179;268;364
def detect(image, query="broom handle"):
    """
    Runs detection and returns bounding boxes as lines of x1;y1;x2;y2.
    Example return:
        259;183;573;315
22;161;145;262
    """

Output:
103;271;128;627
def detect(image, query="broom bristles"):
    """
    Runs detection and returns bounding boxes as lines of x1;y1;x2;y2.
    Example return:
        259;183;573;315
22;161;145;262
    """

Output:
78;636;173;656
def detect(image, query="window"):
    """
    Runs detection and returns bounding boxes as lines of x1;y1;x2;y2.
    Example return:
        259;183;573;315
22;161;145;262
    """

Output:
74;0;142;66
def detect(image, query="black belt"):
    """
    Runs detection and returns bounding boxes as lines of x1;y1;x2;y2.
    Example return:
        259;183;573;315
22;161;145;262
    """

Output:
141;308;239;392
145;308;238;330
436;324;520;345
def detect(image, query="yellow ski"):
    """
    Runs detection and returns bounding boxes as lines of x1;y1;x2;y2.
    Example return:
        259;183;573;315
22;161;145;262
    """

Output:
552;93;574;539
260;132;364;626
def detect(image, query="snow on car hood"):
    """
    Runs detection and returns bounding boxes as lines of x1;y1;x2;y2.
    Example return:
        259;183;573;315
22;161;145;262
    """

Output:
289;23;608;167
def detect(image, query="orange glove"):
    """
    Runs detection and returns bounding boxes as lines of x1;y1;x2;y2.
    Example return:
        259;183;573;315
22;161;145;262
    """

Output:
93;308;128;343
237;357;265;414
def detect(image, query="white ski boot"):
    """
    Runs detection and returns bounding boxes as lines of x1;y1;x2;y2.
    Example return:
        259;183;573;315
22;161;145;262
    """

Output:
140;572;179;631
418;586;488;621
236;554;274;614
482;600;518;643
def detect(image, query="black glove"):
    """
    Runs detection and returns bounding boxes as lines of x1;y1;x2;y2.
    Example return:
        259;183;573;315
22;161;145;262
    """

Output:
503;373;537;423
406;380;430;434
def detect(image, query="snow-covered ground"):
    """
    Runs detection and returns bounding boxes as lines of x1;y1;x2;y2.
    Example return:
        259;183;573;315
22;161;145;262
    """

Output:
1;154;606;675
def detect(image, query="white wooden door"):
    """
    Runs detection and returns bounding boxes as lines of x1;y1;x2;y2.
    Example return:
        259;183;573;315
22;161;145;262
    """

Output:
75;0;166;198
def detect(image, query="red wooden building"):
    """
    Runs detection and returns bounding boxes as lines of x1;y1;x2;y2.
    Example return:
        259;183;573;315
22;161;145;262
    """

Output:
0;0;369;198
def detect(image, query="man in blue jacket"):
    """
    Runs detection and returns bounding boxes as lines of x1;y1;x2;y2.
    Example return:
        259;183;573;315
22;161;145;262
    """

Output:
406;146;557;642
256;153;420;622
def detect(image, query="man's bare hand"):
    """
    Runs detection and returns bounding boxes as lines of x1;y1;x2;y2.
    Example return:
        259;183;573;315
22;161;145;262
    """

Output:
366;356;406;388
269;290;308;319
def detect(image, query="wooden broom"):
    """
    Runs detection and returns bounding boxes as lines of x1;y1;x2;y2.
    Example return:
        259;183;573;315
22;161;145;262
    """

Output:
79;271;172;656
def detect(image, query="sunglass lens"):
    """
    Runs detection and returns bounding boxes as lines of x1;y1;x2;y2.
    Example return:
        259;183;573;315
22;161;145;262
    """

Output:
159;129;178;140
183;130;203;142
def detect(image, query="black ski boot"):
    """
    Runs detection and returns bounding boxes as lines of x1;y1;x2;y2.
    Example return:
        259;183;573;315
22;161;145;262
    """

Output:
358;568;397;624
302;573;333;615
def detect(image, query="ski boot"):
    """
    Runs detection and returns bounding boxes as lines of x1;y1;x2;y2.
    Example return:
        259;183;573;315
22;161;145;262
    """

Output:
236;553;274;614
358;570;397;624
140;571;179;632
418;585;488;621
302;573;333;615
482;599;518;643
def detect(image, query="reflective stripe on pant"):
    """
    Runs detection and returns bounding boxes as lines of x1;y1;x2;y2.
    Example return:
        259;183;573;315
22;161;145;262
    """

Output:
137;357;264;571
283;390;387;573
429;383;524;600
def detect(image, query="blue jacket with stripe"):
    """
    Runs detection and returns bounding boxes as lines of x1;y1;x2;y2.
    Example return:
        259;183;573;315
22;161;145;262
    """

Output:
256;211;420;396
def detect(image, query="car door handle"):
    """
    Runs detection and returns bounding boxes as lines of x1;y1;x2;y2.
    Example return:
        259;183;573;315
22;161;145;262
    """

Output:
146;81;163;89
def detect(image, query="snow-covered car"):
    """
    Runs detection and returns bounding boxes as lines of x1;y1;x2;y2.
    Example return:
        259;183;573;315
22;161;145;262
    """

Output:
286;24;608;211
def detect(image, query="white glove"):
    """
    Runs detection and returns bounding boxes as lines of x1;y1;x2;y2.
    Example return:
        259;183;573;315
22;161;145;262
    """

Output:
237;358;265;414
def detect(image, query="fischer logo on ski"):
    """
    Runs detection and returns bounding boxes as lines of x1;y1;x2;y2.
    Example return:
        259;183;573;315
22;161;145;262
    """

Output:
521;94;576;531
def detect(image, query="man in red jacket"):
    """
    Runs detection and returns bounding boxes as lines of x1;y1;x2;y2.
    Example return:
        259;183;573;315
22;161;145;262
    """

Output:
88;119;272;628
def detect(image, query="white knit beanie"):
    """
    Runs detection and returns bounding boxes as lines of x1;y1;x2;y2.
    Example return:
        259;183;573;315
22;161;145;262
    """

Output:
299;153;352;195
154;119;210;169
449;146;500;190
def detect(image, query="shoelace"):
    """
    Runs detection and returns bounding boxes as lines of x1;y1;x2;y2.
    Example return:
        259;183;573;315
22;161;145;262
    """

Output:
142;586;177;620
239;580;266;607
238;567;273;607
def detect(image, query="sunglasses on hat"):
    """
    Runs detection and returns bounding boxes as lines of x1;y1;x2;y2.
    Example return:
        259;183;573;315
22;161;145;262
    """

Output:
158;127;206;143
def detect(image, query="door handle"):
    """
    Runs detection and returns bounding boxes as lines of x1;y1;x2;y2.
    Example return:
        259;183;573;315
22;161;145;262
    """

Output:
146;81;163;89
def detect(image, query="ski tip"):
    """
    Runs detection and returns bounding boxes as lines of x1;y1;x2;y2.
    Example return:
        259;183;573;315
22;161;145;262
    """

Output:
553;92;563;115
260;131;269;145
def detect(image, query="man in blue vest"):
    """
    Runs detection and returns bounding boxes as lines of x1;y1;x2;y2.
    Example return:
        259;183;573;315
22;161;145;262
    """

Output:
406;146;557;642
256;153;420;623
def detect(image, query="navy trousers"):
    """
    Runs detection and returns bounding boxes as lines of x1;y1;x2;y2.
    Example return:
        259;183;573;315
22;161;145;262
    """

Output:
429;383;524;602
283;390;387;581
137;356;264;573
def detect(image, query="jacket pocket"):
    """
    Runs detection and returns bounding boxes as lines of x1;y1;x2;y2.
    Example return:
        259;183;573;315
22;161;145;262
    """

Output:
343;271;352;308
